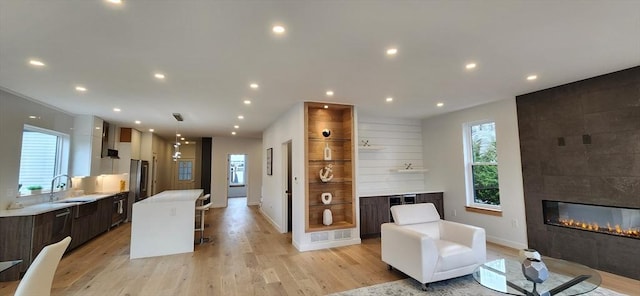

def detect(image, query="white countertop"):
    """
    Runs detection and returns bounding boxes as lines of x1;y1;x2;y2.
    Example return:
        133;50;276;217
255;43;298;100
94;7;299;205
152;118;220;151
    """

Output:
136;189;203;203
0;192;126;217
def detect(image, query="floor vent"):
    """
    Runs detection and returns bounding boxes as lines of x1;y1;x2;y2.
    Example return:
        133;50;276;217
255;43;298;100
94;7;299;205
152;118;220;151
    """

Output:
310;232;329;242
334;229;352;240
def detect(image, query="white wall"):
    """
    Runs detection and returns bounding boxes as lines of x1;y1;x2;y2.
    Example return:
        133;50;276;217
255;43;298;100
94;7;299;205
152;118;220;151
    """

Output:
0;88;74;209
358;116;427;196
210;137;262;207
422;98;528;249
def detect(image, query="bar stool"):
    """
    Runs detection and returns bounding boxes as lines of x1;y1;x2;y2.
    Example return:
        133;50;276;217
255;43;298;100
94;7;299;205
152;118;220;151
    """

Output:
195;202;212;244
197;193;210;207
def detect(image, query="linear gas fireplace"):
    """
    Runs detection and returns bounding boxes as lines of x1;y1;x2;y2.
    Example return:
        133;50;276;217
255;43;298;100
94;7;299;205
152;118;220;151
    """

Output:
543;200;640;240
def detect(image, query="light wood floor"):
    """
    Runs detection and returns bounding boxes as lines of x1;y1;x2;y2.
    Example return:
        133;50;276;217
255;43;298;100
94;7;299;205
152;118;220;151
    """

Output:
1;198;638;295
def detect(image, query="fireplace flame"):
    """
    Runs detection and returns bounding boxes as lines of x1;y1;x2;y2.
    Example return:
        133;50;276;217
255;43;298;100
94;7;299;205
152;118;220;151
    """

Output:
557;218;639;238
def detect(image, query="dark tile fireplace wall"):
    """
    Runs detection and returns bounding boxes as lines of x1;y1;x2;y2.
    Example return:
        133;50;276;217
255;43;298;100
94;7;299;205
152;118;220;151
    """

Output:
516;66;640;280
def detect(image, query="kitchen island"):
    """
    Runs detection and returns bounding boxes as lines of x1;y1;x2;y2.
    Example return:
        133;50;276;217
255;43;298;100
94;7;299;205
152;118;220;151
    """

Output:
130;189;203;259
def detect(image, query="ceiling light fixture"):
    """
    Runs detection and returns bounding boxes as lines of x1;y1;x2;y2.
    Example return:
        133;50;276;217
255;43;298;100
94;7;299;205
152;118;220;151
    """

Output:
238;115;244;119
323;105;329;109
436;102;444;107
466;63;477;69
272;25;285;34
326;90;334;96
234;125;239;129
149;129;154;132
180;137;185;141
113;108;121;112
29;60;45;67
75;86;87;92
106;0;122;4
386;48;398;55
386;97;393;102
231;131;237;135
185;141;189;144
29;115;37;119
250;83;259;89
244;100;251;105
527;75;538;81
154;73;165;79
134;120;141;124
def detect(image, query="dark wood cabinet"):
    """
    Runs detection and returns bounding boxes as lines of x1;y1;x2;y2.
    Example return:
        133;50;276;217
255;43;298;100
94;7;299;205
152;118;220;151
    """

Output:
359;195;389;237
359;192;444;239
416;192;444;220
0;193;125;281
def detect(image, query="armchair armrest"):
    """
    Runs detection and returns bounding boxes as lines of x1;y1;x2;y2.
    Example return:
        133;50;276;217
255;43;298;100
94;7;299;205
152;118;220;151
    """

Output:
381;223;439;283
440;221;486;263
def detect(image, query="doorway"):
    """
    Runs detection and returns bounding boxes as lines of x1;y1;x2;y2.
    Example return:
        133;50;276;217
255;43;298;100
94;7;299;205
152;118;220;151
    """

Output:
283;141;292;233
227;154;247;199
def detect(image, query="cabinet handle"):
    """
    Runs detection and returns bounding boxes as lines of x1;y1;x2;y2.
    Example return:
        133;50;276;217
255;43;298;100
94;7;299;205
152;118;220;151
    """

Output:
55;209;71;217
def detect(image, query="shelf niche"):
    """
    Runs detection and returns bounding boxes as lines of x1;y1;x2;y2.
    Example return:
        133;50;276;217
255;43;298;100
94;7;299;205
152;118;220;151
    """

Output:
304;102;356;232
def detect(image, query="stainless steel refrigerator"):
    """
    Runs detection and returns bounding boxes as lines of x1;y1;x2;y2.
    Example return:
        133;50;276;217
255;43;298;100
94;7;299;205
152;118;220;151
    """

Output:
128;159;148;221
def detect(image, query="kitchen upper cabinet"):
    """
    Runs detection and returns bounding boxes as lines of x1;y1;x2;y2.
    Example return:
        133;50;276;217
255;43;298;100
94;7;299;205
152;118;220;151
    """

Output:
71;115;103;176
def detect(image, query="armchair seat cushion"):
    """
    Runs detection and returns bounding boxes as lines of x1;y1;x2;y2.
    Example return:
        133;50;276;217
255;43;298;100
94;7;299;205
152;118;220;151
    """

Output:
435;240;476;272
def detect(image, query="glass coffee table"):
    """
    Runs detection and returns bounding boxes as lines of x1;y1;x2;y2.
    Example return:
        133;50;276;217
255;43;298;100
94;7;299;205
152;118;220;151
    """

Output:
473;258;601;296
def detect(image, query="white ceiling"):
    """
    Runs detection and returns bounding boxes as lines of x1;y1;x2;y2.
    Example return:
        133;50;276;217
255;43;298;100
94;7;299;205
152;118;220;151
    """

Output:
1;1;639;140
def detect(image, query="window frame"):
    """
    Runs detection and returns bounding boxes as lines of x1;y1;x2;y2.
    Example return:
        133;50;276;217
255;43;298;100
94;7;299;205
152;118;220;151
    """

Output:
463;119;501;211
18;124;70;196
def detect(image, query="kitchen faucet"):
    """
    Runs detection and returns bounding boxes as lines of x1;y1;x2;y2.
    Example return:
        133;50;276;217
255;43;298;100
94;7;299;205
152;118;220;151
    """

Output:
50;174;72;202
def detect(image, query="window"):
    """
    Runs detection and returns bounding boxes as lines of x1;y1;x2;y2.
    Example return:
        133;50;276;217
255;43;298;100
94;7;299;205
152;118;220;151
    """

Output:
464;120;500;209
18;125;70;195
178;160;193;181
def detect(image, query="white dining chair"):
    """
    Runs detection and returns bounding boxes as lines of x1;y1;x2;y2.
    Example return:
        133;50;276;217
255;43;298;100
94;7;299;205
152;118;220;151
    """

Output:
14;236;71;296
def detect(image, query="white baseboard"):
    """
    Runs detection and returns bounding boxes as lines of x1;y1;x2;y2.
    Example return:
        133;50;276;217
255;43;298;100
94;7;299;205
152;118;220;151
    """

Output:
487;235;528;250
297;237;361;252
259;207;284;233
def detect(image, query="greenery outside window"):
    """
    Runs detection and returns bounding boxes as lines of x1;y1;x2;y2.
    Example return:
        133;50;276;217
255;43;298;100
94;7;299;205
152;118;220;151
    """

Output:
18;125;70;195
463;120;500;209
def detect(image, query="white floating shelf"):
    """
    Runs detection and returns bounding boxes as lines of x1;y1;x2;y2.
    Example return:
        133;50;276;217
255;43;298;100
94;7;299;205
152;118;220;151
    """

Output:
393;168;429;173
359;146;385;151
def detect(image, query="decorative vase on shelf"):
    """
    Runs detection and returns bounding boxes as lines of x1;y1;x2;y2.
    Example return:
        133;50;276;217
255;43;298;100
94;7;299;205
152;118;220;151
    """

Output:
323;143;332;160
321;192;332;205
323;209;333;226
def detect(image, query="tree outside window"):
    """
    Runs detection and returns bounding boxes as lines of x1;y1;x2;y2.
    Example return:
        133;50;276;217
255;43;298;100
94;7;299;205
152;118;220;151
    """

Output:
465;121;500;207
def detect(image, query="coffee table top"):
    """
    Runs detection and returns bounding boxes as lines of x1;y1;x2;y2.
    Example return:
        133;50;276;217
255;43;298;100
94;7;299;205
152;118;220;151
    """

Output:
473;258;601;296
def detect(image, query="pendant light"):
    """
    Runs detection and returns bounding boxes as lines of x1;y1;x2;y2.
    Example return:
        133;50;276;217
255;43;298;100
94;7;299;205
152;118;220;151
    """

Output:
172;113;183;161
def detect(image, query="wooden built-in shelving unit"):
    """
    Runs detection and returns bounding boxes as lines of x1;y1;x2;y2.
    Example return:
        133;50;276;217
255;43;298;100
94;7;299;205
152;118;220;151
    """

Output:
304;102;355;232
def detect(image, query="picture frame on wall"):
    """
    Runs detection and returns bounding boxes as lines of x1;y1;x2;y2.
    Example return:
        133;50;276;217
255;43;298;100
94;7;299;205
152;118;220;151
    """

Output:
266;148;273;175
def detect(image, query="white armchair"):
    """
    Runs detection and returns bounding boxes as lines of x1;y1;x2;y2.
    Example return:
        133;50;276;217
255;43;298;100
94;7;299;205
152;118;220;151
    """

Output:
381;203;486;290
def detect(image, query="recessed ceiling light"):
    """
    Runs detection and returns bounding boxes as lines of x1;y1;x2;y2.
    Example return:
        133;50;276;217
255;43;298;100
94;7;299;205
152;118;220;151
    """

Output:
75;86;87;92
323;105;329;109
176;133;181;137
180;137;184;141
149;129;154;132
29;115;37;119
527;75;538;81
95;127;101;130
106;0;122;4
238;115;244;119
386;48;398;55
231;131;237;135
244;100;251;105
185;141;189;144
250;83;259;89
386;97;393;102
154;73;165;79
272;25;285;34
465;63;477;69
234;125;239;129
326;90;334;96
113;108;121;112
29;60;45;67
134;120;141;124
436;102;444;107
